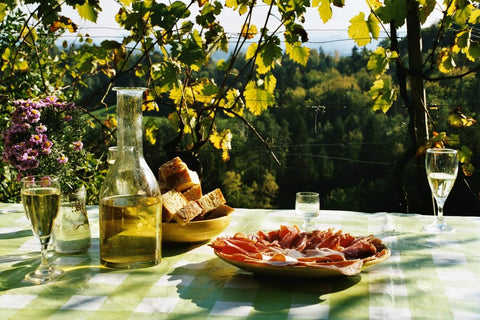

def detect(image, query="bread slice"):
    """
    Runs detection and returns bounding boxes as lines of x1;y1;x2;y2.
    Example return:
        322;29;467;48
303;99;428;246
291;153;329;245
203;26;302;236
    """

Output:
182;184;202;201
161;189;188;222
174;201;203;225
204;203;234;219
159;156;187;179
167;169;200;192
196;188;226;216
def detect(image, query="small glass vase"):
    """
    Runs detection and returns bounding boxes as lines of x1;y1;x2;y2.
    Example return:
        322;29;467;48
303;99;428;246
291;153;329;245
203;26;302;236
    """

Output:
53;185;91;254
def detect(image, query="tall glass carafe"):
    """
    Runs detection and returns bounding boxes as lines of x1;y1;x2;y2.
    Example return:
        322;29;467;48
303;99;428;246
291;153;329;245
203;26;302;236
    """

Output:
99;87;162;269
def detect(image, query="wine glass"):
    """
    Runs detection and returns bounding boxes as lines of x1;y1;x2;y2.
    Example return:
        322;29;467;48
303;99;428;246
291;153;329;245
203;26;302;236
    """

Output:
295;192;320;230
21;175;64;284
424;148;458;232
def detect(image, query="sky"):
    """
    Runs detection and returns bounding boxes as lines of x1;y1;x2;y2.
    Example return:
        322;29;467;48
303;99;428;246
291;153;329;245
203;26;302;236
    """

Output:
60;0;444;55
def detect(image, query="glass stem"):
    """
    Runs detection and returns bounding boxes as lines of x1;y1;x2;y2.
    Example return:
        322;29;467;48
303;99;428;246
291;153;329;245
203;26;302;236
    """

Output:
436;203;445;225
39;239;50;269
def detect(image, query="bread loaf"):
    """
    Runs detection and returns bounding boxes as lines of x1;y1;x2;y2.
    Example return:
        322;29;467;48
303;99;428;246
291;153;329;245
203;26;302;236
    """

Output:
161;189;188;222
159;156;187;179
166;169;200;192
174;201;203;225
183;185;202;201
204;203;234;219
196;188;226;216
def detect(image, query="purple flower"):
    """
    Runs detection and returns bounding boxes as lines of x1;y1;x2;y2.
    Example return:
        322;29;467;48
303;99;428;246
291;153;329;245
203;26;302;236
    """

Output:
18;156;39;170
35;124;47;133
44;96;58;104
57;155;68;164
40;176;52;187
29;134;43;144
41;138;53;154
26;109;41;123
63;114;72;122
72;141;83;151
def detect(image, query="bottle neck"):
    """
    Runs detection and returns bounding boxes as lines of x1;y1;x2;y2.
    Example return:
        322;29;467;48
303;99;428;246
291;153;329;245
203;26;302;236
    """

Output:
115;88;146;157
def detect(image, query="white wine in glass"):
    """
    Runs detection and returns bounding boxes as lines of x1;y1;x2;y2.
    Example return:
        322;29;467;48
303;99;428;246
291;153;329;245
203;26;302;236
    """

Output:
21;175;64;284
424;148;458;232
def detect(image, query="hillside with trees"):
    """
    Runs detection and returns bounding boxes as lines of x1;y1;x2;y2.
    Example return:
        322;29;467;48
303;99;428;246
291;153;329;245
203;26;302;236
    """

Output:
1;1;480;216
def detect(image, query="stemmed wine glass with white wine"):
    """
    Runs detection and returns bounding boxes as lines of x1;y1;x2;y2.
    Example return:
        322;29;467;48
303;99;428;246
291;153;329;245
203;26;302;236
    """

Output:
424;148;458;232
21;175;64;284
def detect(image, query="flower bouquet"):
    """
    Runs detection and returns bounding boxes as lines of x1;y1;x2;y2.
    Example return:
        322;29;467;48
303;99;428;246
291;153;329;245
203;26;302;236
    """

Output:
2;96;92;253
1;96;89;194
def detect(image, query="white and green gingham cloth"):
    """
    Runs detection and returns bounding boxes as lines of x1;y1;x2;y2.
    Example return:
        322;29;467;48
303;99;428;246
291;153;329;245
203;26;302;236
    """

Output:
0;203;479;319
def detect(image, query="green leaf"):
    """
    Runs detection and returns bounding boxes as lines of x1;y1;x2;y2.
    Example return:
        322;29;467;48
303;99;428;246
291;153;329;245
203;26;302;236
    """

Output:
369;78;396;113
468;8;480;23
367;47;397;77
100;40;122;49
76;1;101;22
244;80;274;115
468;41;480;61
453;4;471;25
151;61;180;93
458;145;473;164
264;72;277;94
419;0;436;24
348;12;371;46
0;3;7;21
375;0;407;28
438;48;456;73
256;39;282;74
455;30;469;49
118;0;133;6
312;0;332;23
222;88;244;116
367;13;380;40
245;43;257;60
225;0;238;10
285;43;310;66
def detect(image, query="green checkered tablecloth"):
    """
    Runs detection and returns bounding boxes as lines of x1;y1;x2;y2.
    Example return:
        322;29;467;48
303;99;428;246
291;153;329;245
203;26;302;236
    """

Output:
0;202;479;320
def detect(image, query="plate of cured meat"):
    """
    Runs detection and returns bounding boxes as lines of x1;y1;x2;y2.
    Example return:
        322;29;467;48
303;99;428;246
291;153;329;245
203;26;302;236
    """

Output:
210;225;390;278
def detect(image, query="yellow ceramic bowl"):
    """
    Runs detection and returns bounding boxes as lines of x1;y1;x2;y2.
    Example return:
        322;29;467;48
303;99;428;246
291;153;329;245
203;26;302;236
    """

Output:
162;215;231;243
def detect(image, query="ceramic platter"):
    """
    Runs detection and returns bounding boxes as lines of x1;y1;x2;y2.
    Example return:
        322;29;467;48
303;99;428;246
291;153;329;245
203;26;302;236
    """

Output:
214;247;391;278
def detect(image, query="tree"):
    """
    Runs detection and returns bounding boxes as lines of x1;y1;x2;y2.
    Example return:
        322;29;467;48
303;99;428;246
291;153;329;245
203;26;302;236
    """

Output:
323;0;478;212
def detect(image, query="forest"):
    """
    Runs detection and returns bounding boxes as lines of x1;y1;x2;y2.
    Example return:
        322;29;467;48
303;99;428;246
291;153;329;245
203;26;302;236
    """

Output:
82;42;480;216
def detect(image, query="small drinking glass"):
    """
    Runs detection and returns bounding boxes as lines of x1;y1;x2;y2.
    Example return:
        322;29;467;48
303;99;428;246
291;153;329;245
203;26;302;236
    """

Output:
424;148;458;232
107;146;118;166
21;175;64;284
295;192;320;230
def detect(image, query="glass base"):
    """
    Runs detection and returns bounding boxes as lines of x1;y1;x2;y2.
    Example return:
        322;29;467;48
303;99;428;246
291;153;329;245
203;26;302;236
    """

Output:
423;221;455;233
25;266;63;285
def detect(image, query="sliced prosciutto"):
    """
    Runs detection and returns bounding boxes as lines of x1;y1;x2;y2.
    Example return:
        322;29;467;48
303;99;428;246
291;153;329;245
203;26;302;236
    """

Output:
210;226;389;276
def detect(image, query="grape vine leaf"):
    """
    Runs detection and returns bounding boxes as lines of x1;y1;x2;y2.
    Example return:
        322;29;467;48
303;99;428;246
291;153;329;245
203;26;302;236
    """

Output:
312;0;332;23
348;12;379;46
375;0;407;28
76;1;101;22
0;4;7;21
369;78;396;113
210;129;233;161
286;42;310;66
244;80;274;115
367;47;398;77
437;48;456;73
